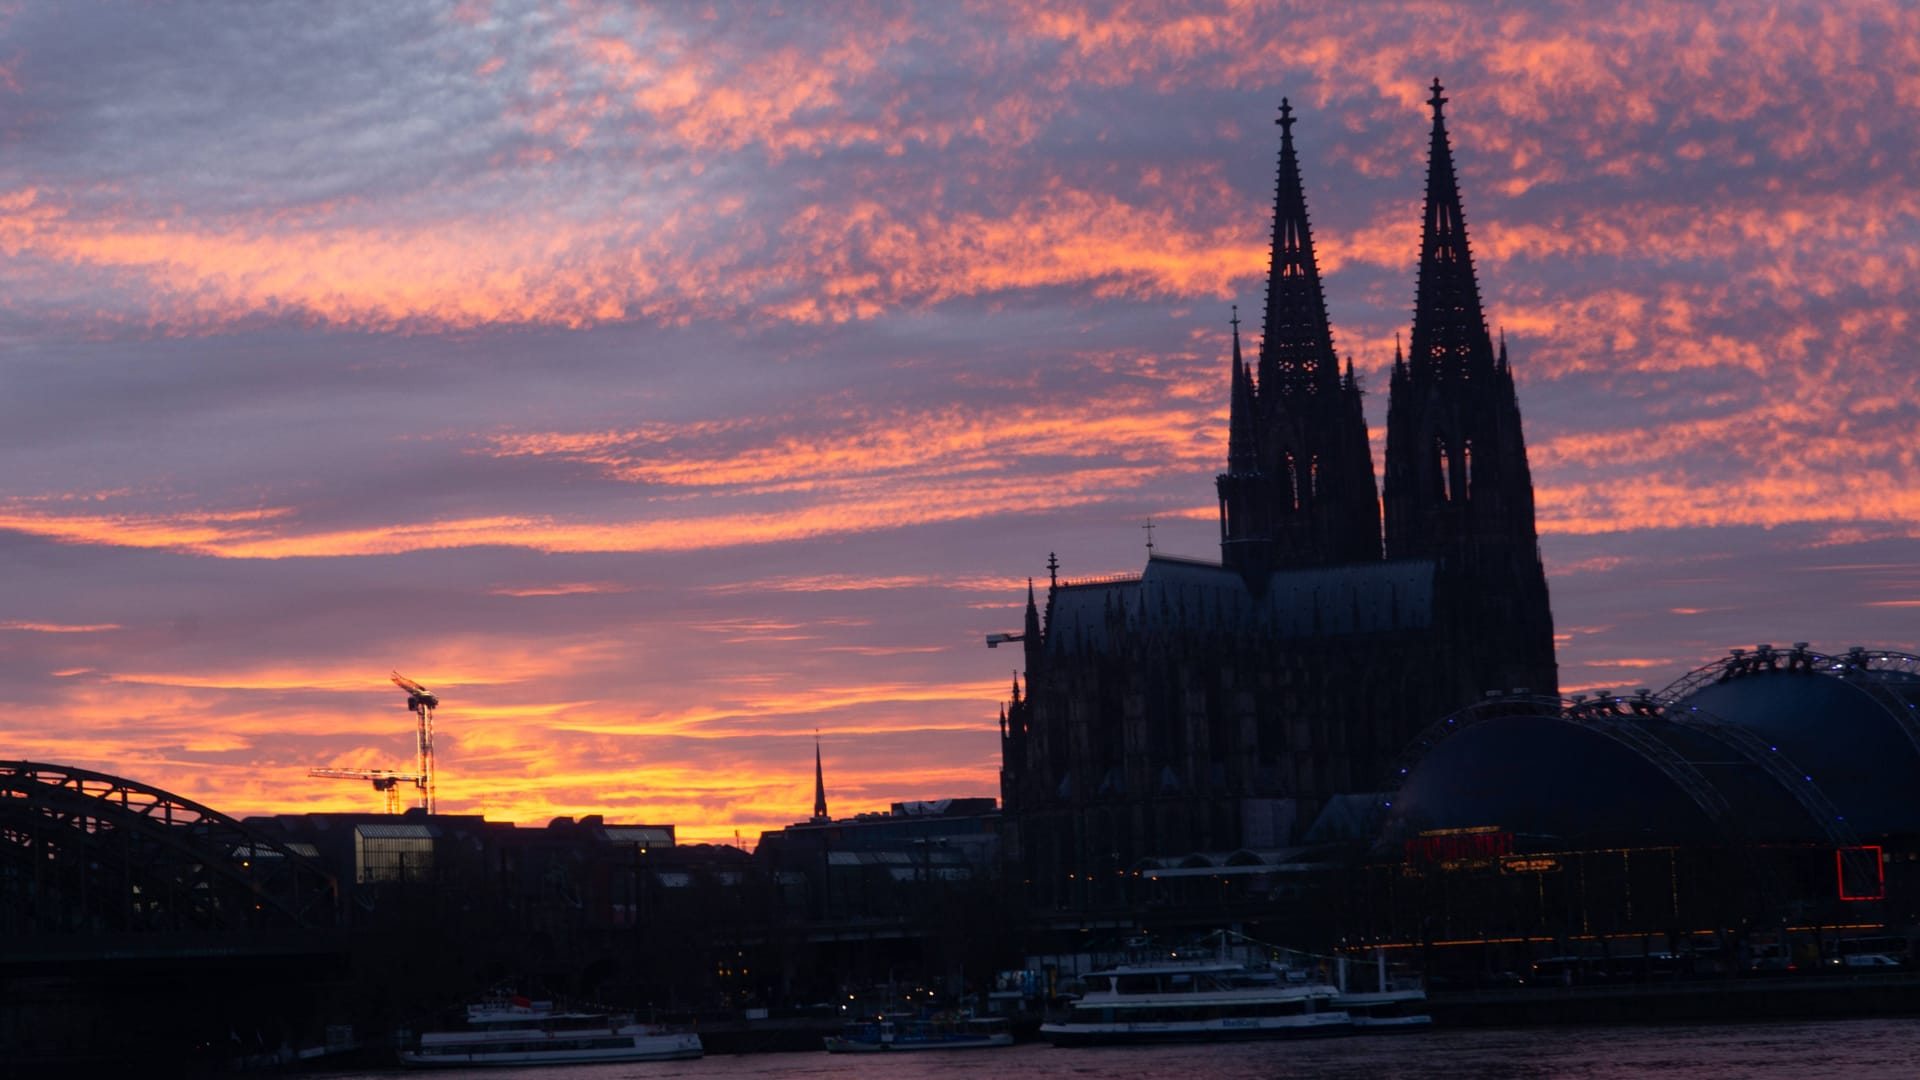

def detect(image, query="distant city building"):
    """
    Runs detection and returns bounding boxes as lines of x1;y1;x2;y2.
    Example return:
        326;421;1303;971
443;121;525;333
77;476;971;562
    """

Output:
1000;83;1558;910
248;809;684;926
755;774;1001;921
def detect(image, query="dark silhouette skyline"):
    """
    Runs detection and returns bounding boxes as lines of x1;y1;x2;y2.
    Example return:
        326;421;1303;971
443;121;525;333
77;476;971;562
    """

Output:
0;6;1913;842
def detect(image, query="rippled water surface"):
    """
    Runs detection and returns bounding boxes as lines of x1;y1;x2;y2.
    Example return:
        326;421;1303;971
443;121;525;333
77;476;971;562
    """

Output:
318;1018;1920;1079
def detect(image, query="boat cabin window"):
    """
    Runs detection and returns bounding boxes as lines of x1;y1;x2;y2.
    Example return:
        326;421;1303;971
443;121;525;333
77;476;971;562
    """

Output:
1115;974;1161;994
1083;975;1113;993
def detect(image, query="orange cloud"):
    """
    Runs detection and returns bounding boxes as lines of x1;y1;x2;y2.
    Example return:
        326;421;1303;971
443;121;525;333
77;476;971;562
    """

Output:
703;573;1028;594
488;582;636;597
577;678;1011;739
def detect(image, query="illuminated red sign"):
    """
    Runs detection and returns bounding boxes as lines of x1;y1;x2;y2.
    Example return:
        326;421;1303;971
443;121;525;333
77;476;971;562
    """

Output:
1837;845;1885;902
1406;829;1513;863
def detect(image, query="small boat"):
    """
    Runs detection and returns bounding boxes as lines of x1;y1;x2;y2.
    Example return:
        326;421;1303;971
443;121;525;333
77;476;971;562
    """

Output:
1040;958;1352;1045
399;993;702;1068
824;1013;1014;1052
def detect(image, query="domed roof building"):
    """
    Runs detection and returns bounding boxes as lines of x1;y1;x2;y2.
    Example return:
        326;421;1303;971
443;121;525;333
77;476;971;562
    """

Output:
1362;645;1920;974
1676;647;1920;838
1382;645;1920;851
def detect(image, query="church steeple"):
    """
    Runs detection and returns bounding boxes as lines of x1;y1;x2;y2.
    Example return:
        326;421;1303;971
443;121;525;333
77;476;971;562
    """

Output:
1217;306;1269;569
1258;98;1341;398
1383;79;1556;696
1216;99;1380;574
811;737;829;823
1227;308;1257;475
1387;78;1521;555
1406;78;1494;385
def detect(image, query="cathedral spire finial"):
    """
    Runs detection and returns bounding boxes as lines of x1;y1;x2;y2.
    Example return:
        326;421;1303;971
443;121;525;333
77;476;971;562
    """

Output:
1277;97;1294;133
1428;77;1447;120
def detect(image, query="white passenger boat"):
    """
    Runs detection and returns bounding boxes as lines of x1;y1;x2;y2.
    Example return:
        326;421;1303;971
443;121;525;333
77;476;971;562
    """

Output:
399;994;702;1068
824;1013;1014;1052
1040;959;1352;1045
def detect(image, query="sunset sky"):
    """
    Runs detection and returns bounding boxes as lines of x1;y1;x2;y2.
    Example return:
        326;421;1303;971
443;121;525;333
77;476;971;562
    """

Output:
2;2;1916;844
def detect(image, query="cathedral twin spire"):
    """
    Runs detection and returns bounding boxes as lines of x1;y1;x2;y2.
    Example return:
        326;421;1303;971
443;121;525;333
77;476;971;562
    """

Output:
1220;80;1545;585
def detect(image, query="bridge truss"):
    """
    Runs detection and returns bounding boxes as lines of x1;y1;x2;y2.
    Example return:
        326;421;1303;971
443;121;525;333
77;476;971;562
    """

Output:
0;761;337;935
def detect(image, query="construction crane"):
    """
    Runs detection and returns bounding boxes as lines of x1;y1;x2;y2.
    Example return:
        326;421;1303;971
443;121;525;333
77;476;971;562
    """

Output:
391;671;440;814
307;768;427;813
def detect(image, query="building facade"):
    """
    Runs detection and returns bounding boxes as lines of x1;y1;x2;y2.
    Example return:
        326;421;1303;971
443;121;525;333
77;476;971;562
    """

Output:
1001;83;1558;910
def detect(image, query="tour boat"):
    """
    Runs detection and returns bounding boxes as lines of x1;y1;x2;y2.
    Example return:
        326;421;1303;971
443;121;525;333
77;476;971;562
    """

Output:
1040;958;1352;1045
824;1013;1014;1052
399;994;702;1068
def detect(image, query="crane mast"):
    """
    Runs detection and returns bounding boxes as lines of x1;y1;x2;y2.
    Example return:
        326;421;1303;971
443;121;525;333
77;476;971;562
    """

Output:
391;671;440;814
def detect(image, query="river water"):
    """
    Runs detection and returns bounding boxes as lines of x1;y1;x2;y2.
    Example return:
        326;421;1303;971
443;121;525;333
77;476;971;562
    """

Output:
314;1018;1920;1079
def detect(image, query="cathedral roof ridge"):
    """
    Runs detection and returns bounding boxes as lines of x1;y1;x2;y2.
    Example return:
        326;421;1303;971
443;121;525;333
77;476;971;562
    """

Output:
1145;551;1224;569
1056;571;1144;590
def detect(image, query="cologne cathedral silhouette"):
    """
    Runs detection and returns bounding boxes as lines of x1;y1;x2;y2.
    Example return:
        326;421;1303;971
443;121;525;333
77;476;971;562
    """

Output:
1002;82;1557;908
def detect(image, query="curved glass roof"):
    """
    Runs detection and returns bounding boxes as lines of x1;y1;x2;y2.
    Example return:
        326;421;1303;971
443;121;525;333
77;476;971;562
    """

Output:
1677;668;1920;836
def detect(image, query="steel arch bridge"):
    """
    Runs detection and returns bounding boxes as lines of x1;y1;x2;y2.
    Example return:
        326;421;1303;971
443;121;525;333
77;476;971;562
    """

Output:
0;761;337;935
